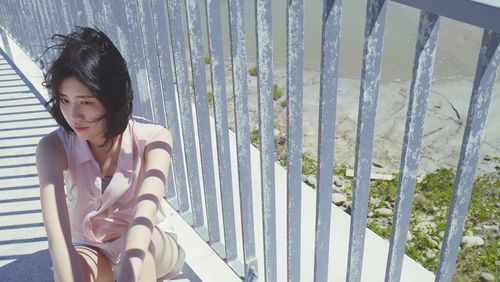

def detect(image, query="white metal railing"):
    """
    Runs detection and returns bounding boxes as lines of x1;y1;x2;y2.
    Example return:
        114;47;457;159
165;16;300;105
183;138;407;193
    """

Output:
0;0;498;281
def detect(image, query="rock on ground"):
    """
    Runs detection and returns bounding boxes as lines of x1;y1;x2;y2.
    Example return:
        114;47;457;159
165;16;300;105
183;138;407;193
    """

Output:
461;235;484;248
331;193;347;206
479;272;495;282
374;208;393;217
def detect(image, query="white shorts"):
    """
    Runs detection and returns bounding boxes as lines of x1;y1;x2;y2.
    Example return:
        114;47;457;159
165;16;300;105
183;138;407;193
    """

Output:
70;226;184;279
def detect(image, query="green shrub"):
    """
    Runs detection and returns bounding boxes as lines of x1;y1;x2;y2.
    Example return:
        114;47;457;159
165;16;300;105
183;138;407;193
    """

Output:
250;129;260;148
280;99;287;108
362;168;500;279
301;153;317;175
207;91;213;103
275;143;287;167
333;163;347;177
273;84;284;101
249;66;258;76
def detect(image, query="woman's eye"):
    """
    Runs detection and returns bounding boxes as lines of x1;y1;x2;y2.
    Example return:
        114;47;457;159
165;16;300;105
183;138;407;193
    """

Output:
60;98;68;104
81;101;92;105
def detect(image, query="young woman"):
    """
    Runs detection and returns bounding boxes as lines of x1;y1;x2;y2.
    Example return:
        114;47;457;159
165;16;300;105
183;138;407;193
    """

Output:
36;27;184;282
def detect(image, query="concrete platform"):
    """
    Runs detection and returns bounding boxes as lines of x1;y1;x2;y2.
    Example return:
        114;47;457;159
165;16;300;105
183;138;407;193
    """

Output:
0;46;235;282
0;30;435;281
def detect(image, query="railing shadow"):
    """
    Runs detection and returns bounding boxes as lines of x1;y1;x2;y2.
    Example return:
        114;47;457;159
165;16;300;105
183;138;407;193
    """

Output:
0;249;201;282
0;249;53;282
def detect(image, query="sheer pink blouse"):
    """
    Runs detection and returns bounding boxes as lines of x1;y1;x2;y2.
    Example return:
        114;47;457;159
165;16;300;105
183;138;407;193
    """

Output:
56;117;165;244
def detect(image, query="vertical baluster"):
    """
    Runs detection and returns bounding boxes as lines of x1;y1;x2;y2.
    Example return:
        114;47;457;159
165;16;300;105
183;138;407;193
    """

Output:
347;0;388;281
66;0;88;26
285;0;304;281
124;0;154;119
255;0;276;281
32;0;49;60
34;0;55;64
166;0;205;230
385;11;440;282
55;0;72;34
101;2;123;51
136;0;167;126
0;1;13;59
46;0;64;35
18;0;34;58
314;0;343;281
15;1;28;56
184;0;222;250
435;30;500;282
0;27;12;59
110;1;144;117
204;0;240;268
32;0;48;58
82;0;95;26
150;0;190;214
91;2;112;38
227;0;258;279
31;0;45;57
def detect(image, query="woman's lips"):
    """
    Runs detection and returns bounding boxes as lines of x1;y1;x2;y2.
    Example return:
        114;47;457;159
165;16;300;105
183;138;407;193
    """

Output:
74;126;88;133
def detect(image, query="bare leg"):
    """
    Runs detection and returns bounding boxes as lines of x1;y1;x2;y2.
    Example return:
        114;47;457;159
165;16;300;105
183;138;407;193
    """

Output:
75;245;113;282
122;227;181;281
137;250;157;282
149;226;180;280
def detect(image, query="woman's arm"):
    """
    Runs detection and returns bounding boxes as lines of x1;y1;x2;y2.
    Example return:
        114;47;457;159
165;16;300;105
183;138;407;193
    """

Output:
118;127;173;281
36;131;84;282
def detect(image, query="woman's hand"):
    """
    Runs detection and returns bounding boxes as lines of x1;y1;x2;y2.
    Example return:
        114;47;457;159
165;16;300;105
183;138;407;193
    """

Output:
37;131;84;282
117;128;173;281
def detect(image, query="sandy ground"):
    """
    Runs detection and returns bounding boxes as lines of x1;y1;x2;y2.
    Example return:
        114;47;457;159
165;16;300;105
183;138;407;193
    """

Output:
219;64;500;176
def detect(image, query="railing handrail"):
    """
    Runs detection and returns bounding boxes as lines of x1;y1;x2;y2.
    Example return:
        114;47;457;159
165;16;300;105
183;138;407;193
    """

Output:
0;1;498;281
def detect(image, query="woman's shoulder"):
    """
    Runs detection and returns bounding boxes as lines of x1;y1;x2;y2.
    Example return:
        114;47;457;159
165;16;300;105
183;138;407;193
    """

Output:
130;116;171;144
36;129;68;169
37;129;64;149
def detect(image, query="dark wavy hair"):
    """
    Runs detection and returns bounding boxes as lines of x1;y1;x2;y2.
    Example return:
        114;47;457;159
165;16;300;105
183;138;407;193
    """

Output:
43;26;133;142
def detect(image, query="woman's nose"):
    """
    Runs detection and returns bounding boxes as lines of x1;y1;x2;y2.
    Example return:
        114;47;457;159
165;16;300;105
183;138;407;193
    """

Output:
68;104;83;120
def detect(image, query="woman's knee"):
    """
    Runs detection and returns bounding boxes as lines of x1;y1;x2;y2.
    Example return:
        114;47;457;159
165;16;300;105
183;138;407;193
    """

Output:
150;227;180;278
75;245;113;282
137;250;157;282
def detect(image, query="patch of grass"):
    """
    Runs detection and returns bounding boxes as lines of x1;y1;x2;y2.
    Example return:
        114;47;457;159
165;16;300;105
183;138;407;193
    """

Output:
369;175;398;202
367;219;392;239
250;128;260;148
204;56;211;65
405;232;440;271
301;153;317;175
249;66;258;76
456;231;499;277
207;91;213;103
280;99;287;108
275;143;287;167
273;84;284;101
466;173;499;227
333;163;348;177
274;122;283;134
363;168;500;280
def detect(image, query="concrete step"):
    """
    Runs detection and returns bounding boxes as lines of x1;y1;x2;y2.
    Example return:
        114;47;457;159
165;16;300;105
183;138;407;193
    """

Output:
0;104;46;115
0;91;34;100
0;156;37;167
0;111;52;122
0;175;39;189
0;125;58;138
0;161;36;172
0;186;39;198
0;116;54;129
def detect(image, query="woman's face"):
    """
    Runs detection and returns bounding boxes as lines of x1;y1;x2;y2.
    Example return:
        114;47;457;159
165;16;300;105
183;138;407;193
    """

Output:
58;76;107;146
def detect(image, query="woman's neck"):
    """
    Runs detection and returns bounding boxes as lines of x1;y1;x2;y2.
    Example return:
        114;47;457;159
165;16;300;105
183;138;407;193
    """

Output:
88;135;122;176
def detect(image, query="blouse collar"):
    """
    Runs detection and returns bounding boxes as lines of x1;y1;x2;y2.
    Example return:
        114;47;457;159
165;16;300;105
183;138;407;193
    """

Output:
74;119;134;174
